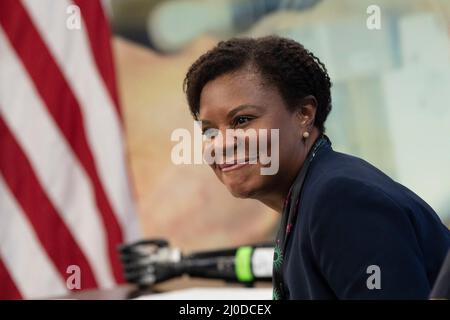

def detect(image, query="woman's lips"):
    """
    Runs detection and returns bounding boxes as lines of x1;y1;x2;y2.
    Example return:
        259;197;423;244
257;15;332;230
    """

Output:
217;158;257;172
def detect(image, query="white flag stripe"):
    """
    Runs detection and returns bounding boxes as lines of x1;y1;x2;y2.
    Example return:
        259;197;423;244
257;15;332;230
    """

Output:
0;176;68;299
0;28;115;288
23;0;140;242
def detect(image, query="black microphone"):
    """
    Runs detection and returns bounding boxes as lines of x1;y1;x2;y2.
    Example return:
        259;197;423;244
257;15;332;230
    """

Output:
118;239;274;288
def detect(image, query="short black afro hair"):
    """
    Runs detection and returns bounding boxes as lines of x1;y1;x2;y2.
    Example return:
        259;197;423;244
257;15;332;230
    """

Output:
183;35;332;132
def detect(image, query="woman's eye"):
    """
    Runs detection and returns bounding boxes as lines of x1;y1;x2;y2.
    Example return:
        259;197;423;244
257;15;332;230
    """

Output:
234;116;253;126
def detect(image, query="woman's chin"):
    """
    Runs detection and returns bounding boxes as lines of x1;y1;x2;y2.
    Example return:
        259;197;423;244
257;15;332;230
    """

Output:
226;182;259;199
217;166;265;198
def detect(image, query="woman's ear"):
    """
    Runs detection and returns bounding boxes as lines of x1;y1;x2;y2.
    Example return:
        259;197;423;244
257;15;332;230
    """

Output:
295;95;317;128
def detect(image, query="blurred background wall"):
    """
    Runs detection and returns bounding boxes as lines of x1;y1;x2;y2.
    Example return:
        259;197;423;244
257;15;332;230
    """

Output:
108;0;450;252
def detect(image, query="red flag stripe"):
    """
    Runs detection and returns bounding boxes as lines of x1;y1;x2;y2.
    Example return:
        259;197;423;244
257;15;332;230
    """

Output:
0;0;124;283
74;0;122;120
0;116;98;290
0;258;22;300
73;0;138;228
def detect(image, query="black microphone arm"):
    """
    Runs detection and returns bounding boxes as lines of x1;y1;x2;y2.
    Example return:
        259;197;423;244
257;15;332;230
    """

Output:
118;239;274;288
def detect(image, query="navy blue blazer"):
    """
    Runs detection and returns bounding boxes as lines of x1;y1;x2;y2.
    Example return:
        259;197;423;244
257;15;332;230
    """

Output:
283;141;450;299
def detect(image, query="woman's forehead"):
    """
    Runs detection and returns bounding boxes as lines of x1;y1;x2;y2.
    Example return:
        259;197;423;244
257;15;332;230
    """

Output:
198;71;278;119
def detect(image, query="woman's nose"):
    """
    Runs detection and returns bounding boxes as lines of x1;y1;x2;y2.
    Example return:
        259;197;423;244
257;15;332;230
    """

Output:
203;128;238;162
222;133;237;159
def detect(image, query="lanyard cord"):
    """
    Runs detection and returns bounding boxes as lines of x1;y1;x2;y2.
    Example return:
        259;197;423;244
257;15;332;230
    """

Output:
272;134;331;300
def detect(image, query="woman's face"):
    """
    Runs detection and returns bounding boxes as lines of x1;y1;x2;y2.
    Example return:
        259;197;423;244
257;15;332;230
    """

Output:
198;68;311;201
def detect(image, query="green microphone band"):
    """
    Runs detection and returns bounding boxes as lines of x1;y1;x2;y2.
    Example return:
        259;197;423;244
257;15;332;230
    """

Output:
235;246;254;282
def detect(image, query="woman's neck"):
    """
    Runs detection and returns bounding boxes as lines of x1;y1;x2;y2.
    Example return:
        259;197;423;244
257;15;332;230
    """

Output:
258;192;287;213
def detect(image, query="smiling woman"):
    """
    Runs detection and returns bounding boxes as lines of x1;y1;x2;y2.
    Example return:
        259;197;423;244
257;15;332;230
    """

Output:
183;36;450;300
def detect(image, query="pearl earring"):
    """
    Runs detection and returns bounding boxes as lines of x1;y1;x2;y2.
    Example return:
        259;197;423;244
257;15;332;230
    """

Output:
303;131;310;139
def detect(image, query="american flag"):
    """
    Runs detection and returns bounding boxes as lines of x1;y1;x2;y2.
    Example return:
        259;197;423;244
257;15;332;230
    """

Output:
0;0;140;299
